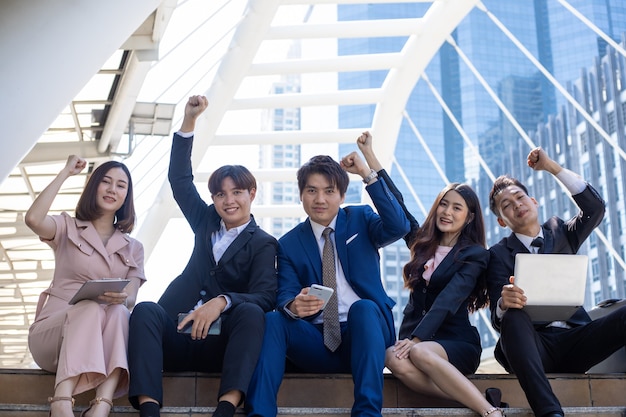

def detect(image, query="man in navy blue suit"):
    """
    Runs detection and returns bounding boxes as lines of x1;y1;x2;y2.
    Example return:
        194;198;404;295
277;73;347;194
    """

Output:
487;147;626;417
245;148;410;417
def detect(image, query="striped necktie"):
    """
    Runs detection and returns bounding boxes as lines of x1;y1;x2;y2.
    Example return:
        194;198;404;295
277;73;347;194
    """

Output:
321;227;341;351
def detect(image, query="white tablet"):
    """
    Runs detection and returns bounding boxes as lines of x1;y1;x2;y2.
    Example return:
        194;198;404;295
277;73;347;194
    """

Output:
68;279;130;305
514;253;588;321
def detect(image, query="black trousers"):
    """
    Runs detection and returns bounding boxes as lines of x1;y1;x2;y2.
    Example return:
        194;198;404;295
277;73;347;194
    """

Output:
127;301;265;409
495;306;626;417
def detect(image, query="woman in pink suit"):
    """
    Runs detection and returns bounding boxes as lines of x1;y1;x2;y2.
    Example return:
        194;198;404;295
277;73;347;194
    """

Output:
26;155;145;417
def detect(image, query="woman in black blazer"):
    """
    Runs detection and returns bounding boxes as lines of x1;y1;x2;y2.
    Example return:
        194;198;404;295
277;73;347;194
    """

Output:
357;132;503;417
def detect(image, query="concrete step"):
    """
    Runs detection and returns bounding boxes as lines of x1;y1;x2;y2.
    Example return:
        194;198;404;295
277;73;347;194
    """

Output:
0;405;625;417
1;369;625;414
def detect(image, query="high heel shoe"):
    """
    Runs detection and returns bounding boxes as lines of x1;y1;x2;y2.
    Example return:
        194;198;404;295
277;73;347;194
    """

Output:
47;396;75;417
80;397;113;417
485;387;509;408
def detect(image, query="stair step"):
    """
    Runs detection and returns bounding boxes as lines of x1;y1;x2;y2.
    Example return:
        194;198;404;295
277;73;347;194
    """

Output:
0;405;625;417
2;369;625;414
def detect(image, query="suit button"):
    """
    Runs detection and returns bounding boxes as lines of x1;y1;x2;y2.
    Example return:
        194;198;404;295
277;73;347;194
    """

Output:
210;271;215;276
422;288;427;293
422;310;426;316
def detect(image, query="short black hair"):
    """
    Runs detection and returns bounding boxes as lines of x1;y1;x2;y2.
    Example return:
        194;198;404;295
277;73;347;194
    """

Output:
297;155;349;197
208;165;256;195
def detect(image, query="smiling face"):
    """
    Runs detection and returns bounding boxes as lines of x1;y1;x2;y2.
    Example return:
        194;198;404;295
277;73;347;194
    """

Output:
211;176;255;229
300;173;345;226
436;190;470;242
493;185;540;236
96;167;129;214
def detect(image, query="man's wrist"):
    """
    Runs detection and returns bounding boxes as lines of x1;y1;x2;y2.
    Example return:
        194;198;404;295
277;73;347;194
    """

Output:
362;169;378;185
217;294;230;312
284;302;299;319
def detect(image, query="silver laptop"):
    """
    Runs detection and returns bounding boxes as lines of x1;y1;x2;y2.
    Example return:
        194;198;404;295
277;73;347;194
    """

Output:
513;253;588;321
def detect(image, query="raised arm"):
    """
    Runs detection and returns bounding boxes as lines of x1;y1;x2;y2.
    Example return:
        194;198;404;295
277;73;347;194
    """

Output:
356;131;383;172
179;95;208;133
25;155;87;240
168;95;210;231
355;131;420;246
527;146;562;175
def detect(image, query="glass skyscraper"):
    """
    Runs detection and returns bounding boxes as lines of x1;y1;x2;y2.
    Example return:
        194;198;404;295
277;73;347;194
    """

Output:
337;0;626;346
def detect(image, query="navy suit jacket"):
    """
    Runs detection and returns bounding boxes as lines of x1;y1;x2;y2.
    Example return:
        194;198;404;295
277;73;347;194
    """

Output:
158;133;278;321
276;177;410;341
487;184;605;331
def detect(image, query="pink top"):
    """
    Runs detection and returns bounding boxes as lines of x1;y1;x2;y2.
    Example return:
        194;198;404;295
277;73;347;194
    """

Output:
422;245;453;283
34;212;146;321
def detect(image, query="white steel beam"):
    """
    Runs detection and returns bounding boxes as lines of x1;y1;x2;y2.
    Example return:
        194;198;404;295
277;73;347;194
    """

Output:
230;89;384;109
266;18;423;39
213;129;365;146
248;53;402;75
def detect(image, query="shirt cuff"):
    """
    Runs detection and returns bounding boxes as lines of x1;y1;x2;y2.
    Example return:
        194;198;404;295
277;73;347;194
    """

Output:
177;130;194;138
496;297;506;319
219;294;232;312
556;168;586;195
283;301;299;319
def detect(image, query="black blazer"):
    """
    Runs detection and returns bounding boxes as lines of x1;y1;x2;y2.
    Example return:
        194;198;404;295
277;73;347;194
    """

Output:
158;133;278;321
379;169;488;344
398;244;489;345
487;184;605;331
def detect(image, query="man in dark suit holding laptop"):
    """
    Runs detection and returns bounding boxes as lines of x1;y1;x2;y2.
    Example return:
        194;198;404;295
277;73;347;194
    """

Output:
127;95;277;417
487;146;626;417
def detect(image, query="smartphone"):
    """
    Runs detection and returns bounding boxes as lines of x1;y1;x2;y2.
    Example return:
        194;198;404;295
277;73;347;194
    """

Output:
177;313;222;336
308;284;334;310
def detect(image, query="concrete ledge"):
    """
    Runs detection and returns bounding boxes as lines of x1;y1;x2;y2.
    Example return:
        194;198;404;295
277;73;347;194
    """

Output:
0;369;624;409
0;404;626;417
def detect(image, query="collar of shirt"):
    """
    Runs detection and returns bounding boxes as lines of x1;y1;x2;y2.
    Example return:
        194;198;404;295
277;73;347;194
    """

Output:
515;231;544;253
309;216;338;249
212;219;251;245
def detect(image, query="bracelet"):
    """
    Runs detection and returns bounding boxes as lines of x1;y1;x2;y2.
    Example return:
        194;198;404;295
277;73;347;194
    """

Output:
483;407;503;417
362;169;378;185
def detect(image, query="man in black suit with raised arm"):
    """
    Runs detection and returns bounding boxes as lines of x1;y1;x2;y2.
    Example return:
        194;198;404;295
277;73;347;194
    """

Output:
127;95;277;417
487;146;626;417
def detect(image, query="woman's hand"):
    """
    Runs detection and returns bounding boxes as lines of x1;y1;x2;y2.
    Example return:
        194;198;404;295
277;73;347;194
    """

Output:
63;155;87;177
356;131;373;154
356;131;383;172
25;154;87;239
100;291;128;307
392;337;420;359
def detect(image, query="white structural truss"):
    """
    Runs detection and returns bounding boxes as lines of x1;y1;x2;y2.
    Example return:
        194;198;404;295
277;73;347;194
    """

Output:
0;0;623;367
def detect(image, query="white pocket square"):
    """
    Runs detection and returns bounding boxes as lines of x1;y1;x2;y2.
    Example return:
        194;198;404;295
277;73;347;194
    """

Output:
346;233;358;245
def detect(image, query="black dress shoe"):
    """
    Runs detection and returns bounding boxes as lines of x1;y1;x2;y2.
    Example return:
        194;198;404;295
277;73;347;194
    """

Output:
485;387;509;408
541;413;564;417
